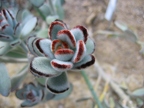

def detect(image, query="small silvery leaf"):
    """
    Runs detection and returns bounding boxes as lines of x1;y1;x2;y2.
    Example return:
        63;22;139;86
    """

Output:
53;83;73;100
20;17;37;38
2;10;14;27
0;34;13;42
0;41;10;56
85;38;95;55
46;72;70;94
0;63;11;96
29;0;45;7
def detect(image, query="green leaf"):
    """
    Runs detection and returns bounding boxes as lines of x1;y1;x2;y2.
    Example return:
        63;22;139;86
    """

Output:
53;83;73;100
39;4;51;17
46;72;70;94
29;0;45;7
53;0;64;19
0;63;11;96
20;17;37;38
11;65;28;91
0;41;11;56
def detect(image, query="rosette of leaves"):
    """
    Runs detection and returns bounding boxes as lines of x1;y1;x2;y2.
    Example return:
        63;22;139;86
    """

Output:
27;20;95;94
15;83;44;107
16;82;73;107
0;9;37;55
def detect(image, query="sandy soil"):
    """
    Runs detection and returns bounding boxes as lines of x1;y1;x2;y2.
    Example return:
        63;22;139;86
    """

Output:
0;0;144;108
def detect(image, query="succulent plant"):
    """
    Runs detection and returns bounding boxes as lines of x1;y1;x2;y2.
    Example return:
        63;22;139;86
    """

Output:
15;83;44;107
0;9;37;55
27;20;95;94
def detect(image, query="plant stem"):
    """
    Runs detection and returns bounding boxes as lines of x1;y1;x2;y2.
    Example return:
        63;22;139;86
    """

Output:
20;42;28;54
81;70;103;108
0;57;28;63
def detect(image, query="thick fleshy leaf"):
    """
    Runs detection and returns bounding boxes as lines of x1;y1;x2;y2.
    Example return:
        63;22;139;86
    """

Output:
14;23;22;38
20;17;37;38
70;26;88;43
30;0;45;7
51;39;68;52
72;40;86;63
11;65;28;91
27;36;39;56
21;10;33;24
0;41;10;56
32;38;45;57
0;33;13;42
10;39;21;47
39;4;51;17
30;57;61;77
73;55;95;69
55;48;74;61
53;83;73;100
43;91;55;101
57;30;76;48
49;20;67;40
51;59;73;72
35;39;54;59
2;10;14;27
1;25;14;36
46;72;70;94
21;100;39;107
0;63;11;96
15;87;27;100
85;38;95;55
0;19;8;27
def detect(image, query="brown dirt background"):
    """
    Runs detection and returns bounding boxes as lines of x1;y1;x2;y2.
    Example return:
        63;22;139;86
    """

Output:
0;0;144;108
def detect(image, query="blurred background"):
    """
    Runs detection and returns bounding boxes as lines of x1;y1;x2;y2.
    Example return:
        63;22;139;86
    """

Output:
0;0;144;108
